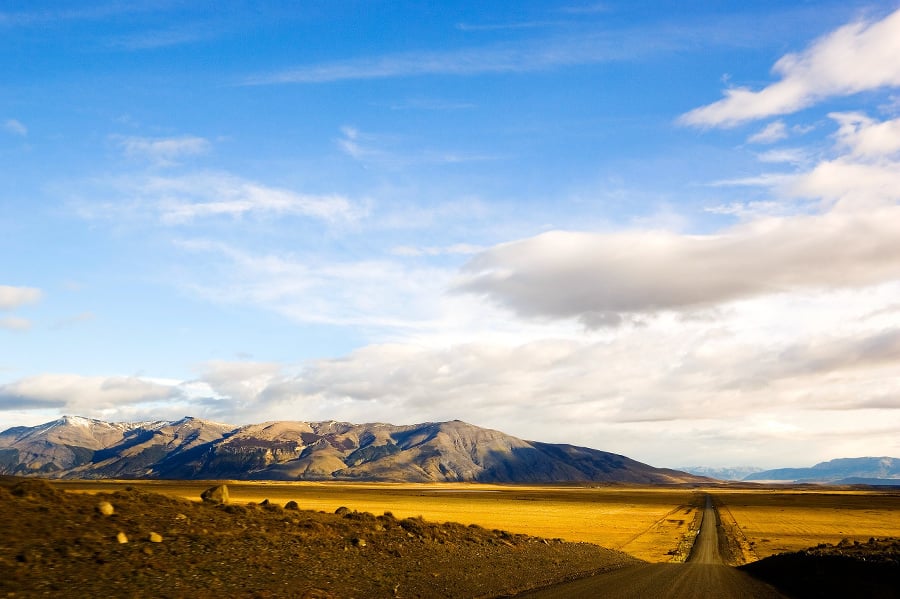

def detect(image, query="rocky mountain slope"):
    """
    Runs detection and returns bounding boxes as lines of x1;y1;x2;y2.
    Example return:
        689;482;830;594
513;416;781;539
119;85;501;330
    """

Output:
744;457;900;484
0;416;706;484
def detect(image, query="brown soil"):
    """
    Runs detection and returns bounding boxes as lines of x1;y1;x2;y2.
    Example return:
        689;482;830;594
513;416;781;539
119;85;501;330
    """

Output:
0;477;638;598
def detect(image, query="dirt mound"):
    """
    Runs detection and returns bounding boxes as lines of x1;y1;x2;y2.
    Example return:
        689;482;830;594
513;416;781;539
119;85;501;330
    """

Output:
741;538;900;599
0;477;637;598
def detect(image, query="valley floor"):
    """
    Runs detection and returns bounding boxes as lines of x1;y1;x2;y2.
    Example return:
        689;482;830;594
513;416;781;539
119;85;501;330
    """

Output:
3;478;899;598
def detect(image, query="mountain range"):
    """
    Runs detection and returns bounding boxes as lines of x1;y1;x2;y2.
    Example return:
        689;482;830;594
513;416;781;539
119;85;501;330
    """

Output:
744;457;900;485
0;416;707;484
678;466;765;481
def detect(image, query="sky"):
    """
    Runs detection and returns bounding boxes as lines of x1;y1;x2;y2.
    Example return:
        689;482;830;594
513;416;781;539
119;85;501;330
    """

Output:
2;1;900;469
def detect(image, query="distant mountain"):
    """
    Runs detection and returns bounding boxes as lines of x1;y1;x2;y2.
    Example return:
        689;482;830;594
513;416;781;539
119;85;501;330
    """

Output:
679;466;764;481
744;457;900;484
0;416;708;484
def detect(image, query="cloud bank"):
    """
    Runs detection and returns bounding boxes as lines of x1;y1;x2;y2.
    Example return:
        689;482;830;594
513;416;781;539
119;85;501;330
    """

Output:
456;208;900;327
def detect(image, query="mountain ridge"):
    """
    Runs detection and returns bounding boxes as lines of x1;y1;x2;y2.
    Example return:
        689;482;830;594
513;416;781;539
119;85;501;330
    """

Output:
744;456;900;484
0;416;707;484
678;465;764;481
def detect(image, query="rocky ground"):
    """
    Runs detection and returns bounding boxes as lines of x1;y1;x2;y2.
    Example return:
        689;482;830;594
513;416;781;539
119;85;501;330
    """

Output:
741;537;900;598
0;477;638;598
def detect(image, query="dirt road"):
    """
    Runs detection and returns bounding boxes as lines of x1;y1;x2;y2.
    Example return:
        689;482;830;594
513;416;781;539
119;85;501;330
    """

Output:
517;495;786;598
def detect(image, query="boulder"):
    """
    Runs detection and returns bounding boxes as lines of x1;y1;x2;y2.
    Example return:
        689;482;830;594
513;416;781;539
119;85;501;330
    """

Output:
200;484;229;505
96;501;114;516
284;500;299;511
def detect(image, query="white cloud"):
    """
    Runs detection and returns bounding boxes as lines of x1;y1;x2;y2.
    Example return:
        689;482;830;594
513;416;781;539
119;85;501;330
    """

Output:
176;240;456;330
0;317;30;331
115;135;210;165
337;126;498;167
0;374;181;412
831;111;900;159
706;173;793;188
391;243;484;257
3;282;899;467
681;8;900;127
0;285;42;310
244;29;676;85
465;112;900;328
747;120;787;144
75;172;364;225
3;119;27;136
336;126;379;161
704;201;785;219
755;148;808;165
456;205;900;326
787;157;900;209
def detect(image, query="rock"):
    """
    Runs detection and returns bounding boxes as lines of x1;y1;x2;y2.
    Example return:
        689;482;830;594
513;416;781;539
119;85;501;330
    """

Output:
200;484;229;505
352;538;366;547
148;532;163;543
96;501;114;516
116;531;128;544
284;500;299;510
335;506;350;516
260;498;270;506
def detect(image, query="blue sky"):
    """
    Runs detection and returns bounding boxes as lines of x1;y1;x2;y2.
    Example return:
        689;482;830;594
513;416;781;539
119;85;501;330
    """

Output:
3;1;900;468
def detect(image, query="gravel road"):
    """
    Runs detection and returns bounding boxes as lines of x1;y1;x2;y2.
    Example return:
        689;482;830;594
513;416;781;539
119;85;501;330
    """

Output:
517;495;787;598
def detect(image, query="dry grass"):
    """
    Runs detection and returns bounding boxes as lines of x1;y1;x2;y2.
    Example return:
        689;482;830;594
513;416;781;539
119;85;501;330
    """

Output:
711;487;900;559
57;481;900;563
54;480;702;563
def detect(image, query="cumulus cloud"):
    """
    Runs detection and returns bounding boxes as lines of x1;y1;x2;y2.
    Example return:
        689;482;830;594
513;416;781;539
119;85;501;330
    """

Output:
787;157;900;209
831;112;900;159
461;107;900;328
0;285;42;310
114;135;210;165
0;374;182;412
3;290;898;466
75;172;364;225
455;207;900;327
2;119;27;136
681;8;900;127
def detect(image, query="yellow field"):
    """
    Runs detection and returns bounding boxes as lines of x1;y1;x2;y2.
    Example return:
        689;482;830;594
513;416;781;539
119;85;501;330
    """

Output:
53;480;702;563
712;488;900;560
52;481;900;564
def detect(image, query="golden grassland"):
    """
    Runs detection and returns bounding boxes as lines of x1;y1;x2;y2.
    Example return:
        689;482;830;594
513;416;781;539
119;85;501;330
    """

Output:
52;481;900;563
54;480;702;563
712;487;900;560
